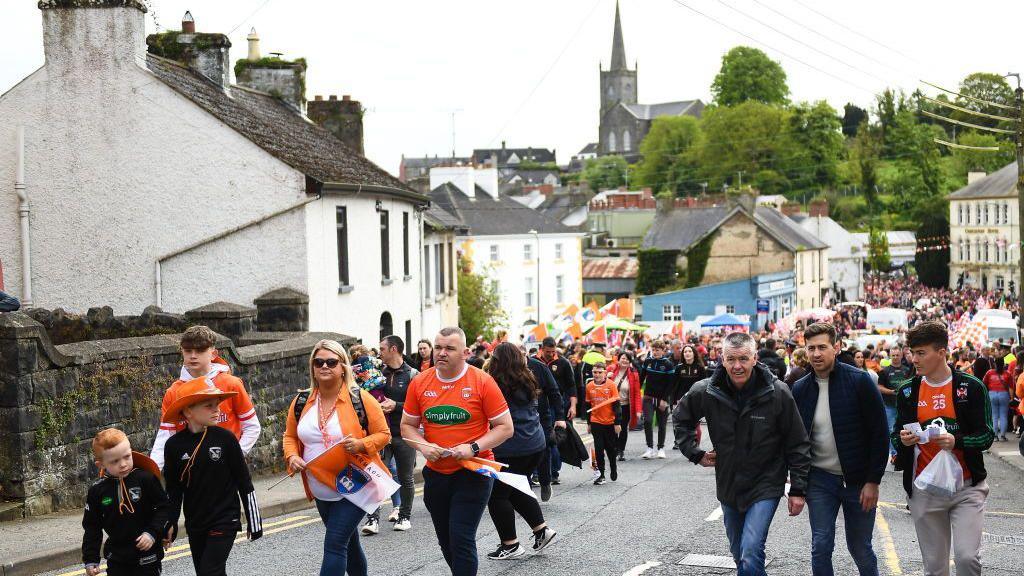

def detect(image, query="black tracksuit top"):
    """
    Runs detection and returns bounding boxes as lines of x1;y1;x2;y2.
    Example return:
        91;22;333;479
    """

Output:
81;468;169;566
164;425;262;538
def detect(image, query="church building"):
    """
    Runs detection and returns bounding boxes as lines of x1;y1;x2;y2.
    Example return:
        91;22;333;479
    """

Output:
598;2;705;159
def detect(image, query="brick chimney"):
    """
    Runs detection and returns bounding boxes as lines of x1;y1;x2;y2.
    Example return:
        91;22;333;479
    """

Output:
235;39;307;114
307;94;365;155
808;199;829;217
145;12;232;87
40;0;148;76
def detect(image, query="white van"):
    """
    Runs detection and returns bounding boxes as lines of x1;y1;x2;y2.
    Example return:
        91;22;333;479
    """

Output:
983;316;1019;348
974;308;1013;321
866;308;908;334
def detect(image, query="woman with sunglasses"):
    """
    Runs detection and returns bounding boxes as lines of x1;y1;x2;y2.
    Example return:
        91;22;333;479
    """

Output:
282;340;392;576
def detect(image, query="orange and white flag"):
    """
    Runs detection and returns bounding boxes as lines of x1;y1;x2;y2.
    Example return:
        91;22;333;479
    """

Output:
305;444;400;514
460;460;536;500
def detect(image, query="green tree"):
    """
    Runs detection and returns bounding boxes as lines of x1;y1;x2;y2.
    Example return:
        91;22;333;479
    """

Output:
953;72;1014;131
875;88;910;154
457;257;507;340
581;155;631;191
915;209;950;288
842;103;868;138
850;122;882;209
887;110;944;196
635;116;702;195
953;132;1014;175
693;101;791;194
710;46;789;107
867;228;891;271
636;249;680;294
786;100;844;190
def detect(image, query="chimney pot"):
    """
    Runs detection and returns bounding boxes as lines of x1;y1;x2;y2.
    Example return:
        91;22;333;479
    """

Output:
246;27;260;60
314;95;323;101
181;10;195;33
329;94;337;101
342;95;351;101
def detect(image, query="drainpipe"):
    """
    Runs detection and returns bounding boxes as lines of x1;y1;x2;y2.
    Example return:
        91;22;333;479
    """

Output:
15;126;32;306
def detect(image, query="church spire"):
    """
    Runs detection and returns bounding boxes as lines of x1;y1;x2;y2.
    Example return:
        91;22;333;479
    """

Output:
610;0;627;71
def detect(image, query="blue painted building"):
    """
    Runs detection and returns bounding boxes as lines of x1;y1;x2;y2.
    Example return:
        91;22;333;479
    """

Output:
640;271;796;330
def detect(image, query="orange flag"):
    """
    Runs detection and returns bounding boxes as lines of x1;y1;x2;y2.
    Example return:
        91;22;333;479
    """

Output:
585;300;600;314
615;298;635;319
562;304;579;318
590;325;608;345
566;322;583;340
529;324;549;341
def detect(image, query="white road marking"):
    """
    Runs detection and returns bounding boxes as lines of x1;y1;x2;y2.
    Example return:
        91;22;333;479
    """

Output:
621;560;662;575
704;506;723;522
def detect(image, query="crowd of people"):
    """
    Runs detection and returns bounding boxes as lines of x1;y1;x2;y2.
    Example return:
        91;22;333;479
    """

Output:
78;274;1024;576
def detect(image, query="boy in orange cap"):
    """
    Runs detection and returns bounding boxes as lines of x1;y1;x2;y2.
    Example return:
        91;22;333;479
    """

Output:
82;428;169;576
163;376;263;575
150;325;261;470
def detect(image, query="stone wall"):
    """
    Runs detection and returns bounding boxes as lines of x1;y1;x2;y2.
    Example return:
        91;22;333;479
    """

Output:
0;312;355;517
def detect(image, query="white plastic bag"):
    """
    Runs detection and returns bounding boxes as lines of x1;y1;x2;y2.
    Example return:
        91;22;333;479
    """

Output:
913;420;963;498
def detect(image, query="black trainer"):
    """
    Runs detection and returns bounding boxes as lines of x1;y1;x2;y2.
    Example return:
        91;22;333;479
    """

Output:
610;467;618;481
487;543;525;560
594;475;607;485
532;527;558;552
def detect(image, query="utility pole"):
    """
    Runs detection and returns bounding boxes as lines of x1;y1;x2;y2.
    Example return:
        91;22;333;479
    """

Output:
1014;81;1024;331
736;170;745;189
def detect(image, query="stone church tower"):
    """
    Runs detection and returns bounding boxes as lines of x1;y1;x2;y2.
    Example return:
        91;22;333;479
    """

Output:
599;2;637;155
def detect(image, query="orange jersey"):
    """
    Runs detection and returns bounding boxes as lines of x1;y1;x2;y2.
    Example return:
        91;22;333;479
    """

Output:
586;379;619;425
402;365;509;474
159;372;256;439
916;379;971;481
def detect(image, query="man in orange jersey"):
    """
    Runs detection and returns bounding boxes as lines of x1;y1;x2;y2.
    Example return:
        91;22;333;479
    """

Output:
401;327;513;576
894;321;993;576
150;325;261;469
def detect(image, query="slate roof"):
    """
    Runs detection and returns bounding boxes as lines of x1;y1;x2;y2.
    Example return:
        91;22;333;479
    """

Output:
583;257;639;279
402;156;471;169
471;147;556;166
429;182;575;236
577;143;599;155
623;100;704;120
948;163;1016;199
505;170;561;185
424;205;466;232
144;54;418;197
642;205;827;252
537;192;593;223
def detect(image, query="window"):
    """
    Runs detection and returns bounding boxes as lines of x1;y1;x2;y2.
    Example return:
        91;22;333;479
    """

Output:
997;276;1005;290
525;277;534;307
402;212;410;277
958;240;964;262
336;207;350;286
423;246;431;299
555;275;564;303
490;244;499;262
608;131;617;153
622;130;631;152
404;320;412;354
555;243;563;260
435;244;445;294
662;304;681;321
984;240;990;263
447;242;454;293
380;210;390;280
958;205;964;225
726;305;736;314
379;311;393;342
1004;203;1010;225
523;243;532;261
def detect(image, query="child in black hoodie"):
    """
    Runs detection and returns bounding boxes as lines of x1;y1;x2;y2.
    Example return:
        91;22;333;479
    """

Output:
163;376;263;576
82;428;168;576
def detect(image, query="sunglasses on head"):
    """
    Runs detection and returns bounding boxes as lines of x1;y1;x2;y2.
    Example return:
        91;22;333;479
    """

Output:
313;358;341;368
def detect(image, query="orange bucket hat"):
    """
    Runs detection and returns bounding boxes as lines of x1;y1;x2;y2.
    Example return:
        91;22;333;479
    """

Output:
161;376;237;424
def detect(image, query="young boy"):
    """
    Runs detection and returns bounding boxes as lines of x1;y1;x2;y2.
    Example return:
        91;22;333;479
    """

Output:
638;340;675;459
151;325;261;469
82;428;168;576
585;362;621;485
163;377;263;575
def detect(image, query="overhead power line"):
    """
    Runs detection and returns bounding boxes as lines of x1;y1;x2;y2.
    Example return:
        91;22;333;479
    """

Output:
919;80;1019;111
788;0;920;66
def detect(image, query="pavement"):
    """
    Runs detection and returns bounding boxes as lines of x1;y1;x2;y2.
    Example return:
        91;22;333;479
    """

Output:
9;429;1024;576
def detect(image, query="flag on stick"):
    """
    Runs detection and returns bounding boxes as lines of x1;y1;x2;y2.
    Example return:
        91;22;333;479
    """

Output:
305;443;400;513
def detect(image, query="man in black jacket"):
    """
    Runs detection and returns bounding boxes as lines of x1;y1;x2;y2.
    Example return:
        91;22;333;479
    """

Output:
793;323;888;576
366;335;419;532
527;355;565;501
757;338;787;381
674;332;810;576
539;338;576;486
894;321;992;576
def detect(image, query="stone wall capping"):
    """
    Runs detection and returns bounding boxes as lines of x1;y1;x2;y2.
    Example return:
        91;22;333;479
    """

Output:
184;301;257;319
254;287;309;305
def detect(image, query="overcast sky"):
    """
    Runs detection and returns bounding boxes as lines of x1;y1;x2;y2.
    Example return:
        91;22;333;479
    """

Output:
2;0;1021;176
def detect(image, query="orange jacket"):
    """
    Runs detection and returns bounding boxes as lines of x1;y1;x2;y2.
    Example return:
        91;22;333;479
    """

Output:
283;387;392;501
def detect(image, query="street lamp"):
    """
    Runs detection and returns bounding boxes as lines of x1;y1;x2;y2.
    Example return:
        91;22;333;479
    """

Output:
529;229;540;324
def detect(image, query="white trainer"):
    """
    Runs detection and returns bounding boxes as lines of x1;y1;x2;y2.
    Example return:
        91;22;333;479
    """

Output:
641;448;654;459
657;448;666;459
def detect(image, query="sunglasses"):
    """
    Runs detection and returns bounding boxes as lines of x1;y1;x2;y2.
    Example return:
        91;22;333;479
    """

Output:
313;358;341;368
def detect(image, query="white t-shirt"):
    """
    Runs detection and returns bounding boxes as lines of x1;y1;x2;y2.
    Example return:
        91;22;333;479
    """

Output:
810;376;843;475
297;398;346;501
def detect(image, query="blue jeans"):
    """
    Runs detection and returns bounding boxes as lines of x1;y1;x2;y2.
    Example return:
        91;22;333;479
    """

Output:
550;444;562;478
315;498;368;576
883;405;898;456
721;498;779;576
423;467;494;576
386;452;401;507
990;391;1010;437
807;468;878;576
